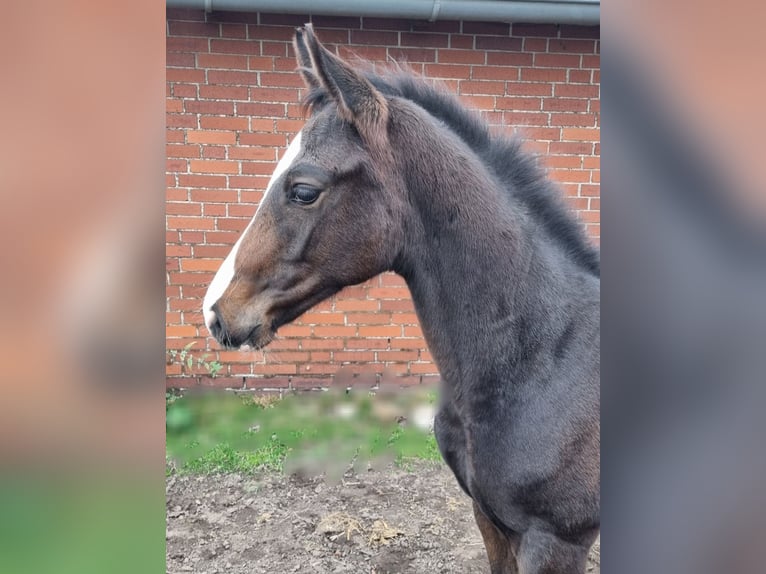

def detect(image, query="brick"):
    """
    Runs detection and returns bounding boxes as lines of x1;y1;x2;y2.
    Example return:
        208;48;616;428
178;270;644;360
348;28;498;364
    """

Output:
424;64;472;80
248;56;275;71
229;176;270;189
275;119;304;133
335;299;380;312
377;350;419;362
460;81;506;95
178;174;227;188
167;52;196;67
167;216;215;230
485;52;533;67
190;189;237;203
261;41;287;57
190;160;239;174
506;82;553;97
204;204;226;217
267;351;310;363
228;147;276;161
221;23;247;39
463;21;510;35
254;364;296;375
171;84;197;98
199;116;249;130
260;72;305;88
350;30;399;45
312;15;361;29
534;53;581;68
404;326;424;337
207;70;259;85
543;98;589;112
438;49;484;64
167;144;199;159
548;39;596;54
167;245;192;257
249;87;300;102
167;113;197;129
202;146;226;159
401;32;448;48
167;325;197;338
449;35;474;49
543;155;582;169
166;8;205;21
308;29;350;45
503;112;549;126
167;36;209;53
346;313;392;325
559;25;600;39
475;36;522;51
495;97;542;111
313;325;357;338
554;84;599;98
568;69;592;83
210;39;259;55
167;158;188;173
411;363;438;374
302;312;346;325
181;258;223;272
521;127;562;141
194;245;230;258
168;21;220;37
167;68;205;83
239;133;287;146
512;23;558;37
550;113;597;127
550;141;593;155
523;38;548;52
581;55;600;69
520;68;567;82
362;17;412;31
391;313;421;325
334;351;375;363
248;25;294;42
184;100;234;115
237;102;285;117
562;128;600;141
301;338;346;350
388;47;436;62
379;299;415;312
201;82;250;99
471;65;519;81
166;202;200;215
359;325;401;338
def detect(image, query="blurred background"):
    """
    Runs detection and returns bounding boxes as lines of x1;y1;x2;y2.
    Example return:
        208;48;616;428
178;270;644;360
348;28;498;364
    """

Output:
0;0;764;573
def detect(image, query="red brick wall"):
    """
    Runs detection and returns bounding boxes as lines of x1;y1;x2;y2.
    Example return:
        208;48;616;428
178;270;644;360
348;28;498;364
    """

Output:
166;9;600;391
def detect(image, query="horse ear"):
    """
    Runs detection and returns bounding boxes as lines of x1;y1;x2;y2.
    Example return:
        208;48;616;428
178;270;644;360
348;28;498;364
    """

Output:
293;26;319;90
300;23;388;144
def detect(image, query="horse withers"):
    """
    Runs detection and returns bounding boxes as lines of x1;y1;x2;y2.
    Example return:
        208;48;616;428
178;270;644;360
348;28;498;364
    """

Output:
203;24;600;574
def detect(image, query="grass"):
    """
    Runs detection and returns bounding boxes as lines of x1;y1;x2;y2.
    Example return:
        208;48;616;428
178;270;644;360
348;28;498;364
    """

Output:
166;388;442;476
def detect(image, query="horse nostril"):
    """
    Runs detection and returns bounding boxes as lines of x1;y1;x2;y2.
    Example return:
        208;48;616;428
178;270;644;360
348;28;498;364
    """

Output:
210;315;222;337
208;304;227;341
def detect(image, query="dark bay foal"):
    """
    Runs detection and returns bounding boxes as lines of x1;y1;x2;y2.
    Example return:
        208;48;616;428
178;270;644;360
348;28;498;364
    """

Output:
203;25;600;574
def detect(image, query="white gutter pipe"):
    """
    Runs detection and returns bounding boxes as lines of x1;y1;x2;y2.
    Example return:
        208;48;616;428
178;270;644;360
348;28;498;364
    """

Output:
166;0;600;26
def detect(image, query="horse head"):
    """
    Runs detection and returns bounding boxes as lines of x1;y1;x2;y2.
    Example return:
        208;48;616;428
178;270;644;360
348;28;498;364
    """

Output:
203;25;404;349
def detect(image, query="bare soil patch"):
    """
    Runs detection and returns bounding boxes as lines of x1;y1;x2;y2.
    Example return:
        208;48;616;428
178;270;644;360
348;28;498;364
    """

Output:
166;462;599;573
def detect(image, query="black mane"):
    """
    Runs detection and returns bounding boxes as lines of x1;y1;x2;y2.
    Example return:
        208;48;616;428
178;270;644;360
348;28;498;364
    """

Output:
303;69;600;277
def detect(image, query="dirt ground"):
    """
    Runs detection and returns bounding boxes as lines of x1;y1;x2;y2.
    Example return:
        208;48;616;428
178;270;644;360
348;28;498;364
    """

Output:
166;462;599;574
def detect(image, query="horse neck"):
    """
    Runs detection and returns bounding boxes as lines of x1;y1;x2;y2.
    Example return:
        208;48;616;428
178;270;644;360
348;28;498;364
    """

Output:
389;111;572;389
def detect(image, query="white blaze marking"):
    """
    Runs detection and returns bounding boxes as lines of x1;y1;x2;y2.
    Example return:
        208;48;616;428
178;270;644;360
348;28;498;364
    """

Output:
203;132;303;331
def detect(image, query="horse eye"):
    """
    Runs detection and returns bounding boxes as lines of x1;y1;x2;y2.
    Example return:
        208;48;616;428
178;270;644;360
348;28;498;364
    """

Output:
291;184;320;205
